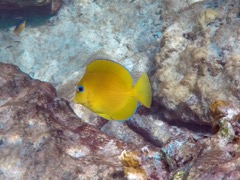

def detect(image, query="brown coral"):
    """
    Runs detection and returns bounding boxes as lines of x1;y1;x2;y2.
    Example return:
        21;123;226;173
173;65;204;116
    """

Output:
119;150;147;180
210;100;240;136
210;100;230;120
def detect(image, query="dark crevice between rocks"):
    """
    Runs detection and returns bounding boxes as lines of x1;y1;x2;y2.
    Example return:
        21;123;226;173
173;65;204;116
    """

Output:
126;119;164;148
0;1;61;30
126;99;213;148
166;119;212;135
111;170;126;180
203;0;226;8
140;99;212;134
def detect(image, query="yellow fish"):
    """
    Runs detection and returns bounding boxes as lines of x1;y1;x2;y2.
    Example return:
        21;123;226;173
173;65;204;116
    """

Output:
74;60;152;121
13;20;26;35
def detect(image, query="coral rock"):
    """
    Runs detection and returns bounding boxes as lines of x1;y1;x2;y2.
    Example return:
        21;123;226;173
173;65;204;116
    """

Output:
197;8;219;30
0;0;51;9
0;62;125;179
210;100;240;139
0;0;61;15
0;62;169;179
153;0;240;125
120;146;169;180
120;150;147;180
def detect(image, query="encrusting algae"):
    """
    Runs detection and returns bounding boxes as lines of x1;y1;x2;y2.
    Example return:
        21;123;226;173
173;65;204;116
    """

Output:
210;100;240;140
172;171;185;180
210;100;230;120
119;145;167;179
119;150;147;180
197;8;219;30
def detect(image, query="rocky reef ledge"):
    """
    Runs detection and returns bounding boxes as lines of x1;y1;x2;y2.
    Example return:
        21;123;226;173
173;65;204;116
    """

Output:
1;62;240;179
0;63;168;179
0;0;61;14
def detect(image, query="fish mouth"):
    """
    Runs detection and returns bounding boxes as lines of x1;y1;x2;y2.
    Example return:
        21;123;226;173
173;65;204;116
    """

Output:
73;95;81;104
73;94;87;106
73;97;78;104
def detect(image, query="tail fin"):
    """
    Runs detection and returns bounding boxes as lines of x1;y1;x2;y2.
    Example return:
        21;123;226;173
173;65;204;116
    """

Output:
134;73;152;108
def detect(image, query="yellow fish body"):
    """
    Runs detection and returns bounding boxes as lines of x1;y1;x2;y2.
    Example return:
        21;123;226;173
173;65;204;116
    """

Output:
13;20;26;35
74;60;152;121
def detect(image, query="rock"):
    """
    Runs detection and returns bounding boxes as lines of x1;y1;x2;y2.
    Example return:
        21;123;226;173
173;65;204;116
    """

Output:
101;121;147;146
1;51;240;180
153;0;240;125
160;0;204;31
172;99;240;180
0;0;61;15
186;133;240;180
127;113;206;172
0;0;51;9
50;0;62;15
0;0;62;15
0;62;169;179
120;147;169;180
210;100;240;135
187;149;240;180
1;0;240;179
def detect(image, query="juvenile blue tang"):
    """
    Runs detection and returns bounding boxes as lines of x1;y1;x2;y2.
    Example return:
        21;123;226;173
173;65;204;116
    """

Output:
74;60;152;121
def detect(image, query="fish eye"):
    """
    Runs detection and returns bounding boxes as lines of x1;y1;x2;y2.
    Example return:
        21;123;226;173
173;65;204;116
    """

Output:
77;86;84;92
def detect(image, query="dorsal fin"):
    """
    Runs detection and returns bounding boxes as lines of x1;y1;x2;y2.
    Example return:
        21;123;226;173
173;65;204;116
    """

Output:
86;60;133;88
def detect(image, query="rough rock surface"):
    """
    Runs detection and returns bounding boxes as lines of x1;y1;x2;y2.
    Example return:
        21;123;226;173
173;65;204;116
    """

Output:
0;0;51;8
153;0;240;125
101;121;147;146
0;0;62;16
0;0;62;15
1;56;240;179
0;63;169;179
1;0;240;179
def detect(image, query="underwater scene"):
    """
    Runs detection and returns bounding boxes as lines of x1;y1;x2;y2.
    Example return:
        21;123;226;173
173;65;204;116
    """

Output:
0;0;240;179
